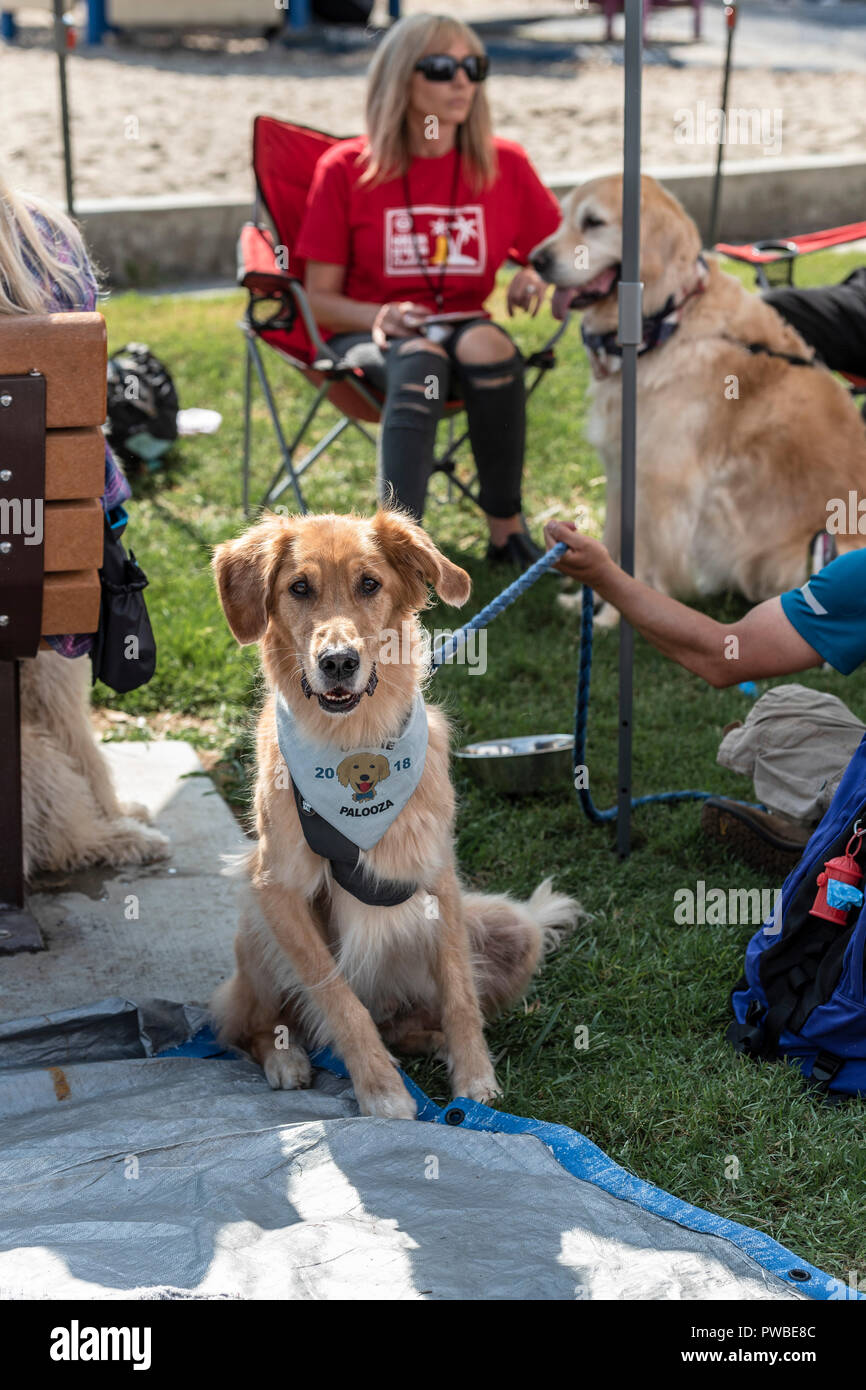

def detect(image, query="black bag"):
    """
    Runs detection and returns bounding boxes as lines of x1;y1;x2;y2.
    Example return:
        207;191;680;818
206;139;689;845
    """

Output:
90;511;156;693
106;343;178;468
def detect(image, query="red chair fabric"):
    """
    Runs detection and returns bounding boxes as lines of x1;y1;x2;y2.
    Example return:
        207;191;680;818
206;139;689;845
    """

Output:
247;117;346;367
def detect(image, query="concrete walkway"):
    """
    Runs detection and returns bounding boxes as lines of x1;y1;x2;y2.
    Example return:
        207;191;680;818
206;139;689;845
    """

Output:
0;741;247;1023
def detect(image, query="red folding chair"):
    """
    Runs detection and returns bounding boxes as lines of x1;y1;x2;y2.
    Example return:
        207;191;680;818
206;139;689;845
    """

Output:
715;222;866;393
237;116;570;515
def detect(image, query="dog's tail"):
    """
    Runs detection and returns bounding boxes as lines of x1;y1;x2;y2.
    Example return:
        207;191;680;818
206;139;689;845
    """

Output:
221;847;257;878
461;878;581;1018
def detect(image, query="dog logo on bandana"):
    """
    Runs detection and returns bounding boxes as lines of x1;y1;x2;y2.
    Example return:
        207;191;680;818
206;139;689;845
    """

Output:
276;690;427;850
337;753;391;803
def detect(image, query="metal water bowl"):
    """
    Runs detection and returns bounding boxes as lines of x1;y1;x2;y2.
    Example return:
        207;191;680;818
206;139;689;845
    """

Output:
455;734;574;796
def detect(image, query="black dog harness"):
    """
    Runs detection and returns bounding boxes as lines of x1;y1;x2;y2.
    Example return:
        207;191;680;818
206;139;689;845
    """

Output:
292;780;418;907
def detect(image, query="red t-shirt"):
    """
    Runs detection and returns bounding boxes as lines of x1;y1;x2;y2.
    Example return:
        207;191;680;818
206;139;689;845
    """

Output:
295;135;562;328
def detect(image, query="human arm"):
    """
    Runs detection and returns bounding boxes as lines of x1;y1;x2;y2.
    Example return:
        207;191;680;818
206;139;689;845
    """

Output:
304;263;432;345
544;520;824;688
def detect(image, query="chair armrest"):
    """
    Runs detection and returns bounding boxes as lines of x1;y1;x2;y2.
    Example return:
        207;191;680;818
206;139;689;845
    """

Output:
237;222;294;296
237;223;333;357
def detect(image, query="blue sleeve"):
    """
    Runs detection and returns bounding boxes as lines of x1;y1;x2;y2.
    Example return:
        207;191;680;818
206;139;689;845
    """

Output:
779;550;866;675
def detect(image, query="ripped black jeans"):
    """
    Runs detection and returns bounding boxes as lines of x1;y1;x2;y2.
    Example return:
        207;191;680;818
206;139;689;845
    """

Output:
327;319;526;521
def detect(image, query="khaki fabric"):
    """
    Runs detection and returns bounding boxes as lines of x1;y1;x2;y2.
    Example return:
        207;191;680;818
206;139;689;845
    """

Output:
717;683;865;826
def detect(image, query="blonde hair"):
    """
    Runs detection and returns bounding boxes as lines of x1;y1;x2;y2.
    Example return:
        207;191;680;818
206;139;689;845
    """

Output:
0;174;89;315
362;13;496;190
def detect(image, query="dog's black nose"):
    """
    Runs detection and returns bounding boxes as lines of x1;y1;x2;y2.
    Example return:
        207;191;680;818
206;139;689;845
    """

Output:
530;247;552;277
318;647;360;683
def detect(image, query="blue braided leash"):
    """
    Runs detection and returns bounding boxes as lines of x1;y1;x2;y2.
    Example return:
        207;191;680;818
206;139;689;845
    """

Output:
431;542;714;824
431;541;570;668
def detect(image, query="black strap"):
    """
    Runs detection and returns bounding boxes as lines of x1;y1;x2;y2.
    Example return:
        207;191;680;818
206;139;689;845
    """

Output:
808;1049;844;1091
291;780;417;908
742;340;815;368
725;998;767;1057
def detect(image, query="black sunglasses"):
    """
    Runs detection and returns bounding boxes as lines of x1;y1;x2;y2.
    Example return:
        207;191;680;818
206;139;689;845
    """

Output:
414;53;489;84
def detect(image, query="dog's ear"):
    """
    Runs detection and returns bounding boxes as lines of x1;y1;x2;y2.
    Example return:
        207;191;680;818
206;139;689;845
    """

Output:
336;757;352;787
371;509;471;609
376;755;391;782
639;177;700;295
212;513;295;645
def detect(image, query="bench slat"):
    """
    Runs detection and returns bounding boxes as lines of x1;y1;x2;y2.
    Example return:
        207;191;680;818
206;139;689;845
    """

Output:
44;498;103;572
41;569;101;637
45;426;105;500
0;313;106;428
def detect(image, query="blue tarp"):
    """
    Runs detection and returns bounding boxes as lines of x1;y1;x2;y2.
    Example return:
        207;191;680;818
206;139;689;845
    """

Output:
0;998;852;1301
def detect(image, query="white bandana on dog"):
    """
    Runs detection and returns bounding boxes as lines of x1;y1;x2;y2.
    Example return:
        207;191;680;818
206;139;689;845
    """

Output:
275;692;429;851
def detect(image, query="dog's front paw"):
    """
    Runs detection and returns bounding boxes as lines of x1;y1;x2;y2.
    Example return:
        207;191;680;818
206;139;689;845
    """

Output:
263;1045;312;1091
121;801;152;824
556;591;582;614
453;1071;501;1106
110;821;172;866
592;601;620;630
355;1072;417;1121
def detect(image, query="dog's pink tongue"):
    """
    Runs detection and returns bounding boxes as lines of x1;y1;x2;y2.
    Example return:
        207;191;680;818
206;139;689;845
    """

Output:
359;779;371;791
551;286;575;321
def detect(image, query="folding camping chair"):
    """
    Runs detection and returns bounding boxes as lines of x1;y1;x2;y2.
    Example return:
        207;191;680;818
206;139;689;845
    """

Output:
715;221;866;393
237;116;571;515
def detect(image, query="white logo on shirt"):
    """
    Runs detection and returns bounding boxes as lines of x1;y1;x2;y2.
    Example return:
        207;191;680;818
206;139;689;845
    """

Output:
384;205;487;277
800;581;828;616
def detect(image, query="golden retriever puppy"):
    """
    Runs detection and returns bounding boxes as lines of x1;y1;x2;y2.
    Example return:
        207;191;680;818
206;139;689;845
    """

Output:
532;174;866;621
211;509;577;1120
21;649;170;877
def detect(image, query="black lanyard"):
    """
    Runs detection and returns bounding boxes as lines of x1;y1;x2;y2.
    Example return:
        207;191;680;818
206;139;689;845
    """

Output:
400;137;462;312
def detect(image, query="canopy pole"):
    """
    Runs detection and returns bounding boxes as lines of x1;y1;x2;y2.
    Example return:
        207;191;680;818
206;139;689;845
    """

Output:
52;0;75;217
707;4;738;248
616;0;643;859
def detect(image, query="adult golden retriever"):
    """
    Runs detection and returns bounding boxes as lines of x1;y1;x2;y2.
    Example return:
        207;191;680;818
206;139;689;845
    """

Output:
21;651;169;877
211;509;577;1120
532;174;866;620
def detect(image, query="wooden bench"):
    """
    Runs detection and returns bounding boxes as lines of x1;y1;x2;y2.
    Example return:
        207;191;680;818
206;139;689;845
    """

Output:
0;312;107;954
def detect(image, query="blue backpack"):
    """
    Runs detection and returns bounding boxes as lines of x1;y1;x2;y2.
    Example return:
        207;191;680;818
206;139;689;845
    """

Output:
728;733;866;1097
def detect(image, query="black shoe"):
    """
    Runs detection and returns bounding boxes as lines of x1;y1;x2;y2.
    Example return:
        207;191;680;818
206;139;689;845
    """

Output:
486;529;544;571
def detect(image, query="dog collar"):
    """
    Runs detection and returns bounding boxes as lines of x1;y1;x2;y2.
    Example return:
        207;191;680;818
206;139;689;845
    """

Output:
582;254;709;380
275;690;429;852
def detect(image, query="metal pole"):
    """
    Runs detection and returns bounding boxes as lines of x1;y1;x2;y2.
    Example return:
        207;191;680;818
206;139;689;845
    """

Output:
53;0;75;217
616;0;644;859
707;4;738;248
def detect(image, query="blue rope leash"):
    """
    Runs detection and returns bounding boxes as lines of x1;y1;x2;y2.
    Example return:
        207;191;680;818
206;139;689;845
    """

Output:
432;542;714;824
431;541;569;668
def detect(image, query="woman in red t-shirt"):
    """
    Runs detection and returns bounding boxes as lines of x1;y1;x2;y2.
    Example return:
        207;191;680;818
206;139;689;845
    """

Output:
296;13;563;568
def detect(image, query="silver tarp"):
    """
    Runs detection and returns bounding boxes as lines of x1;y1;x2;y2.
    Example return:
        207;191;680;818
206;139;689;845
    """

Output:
0;999;813;1300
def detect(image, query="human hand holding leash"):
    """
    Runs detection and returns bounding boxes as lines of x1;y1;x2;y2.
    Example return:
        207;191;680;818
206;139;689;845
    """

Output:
544;519;614;587
372;301;431;347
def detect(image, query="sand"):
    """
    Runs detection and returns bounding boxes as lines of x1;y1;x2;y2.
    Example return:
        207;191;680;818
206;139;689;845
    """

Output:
1;4;864;205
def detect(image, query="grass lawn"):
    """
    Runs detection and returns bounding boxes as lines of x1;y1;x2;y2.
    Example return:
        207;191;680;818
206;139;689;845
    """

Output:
98;249;866;1281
